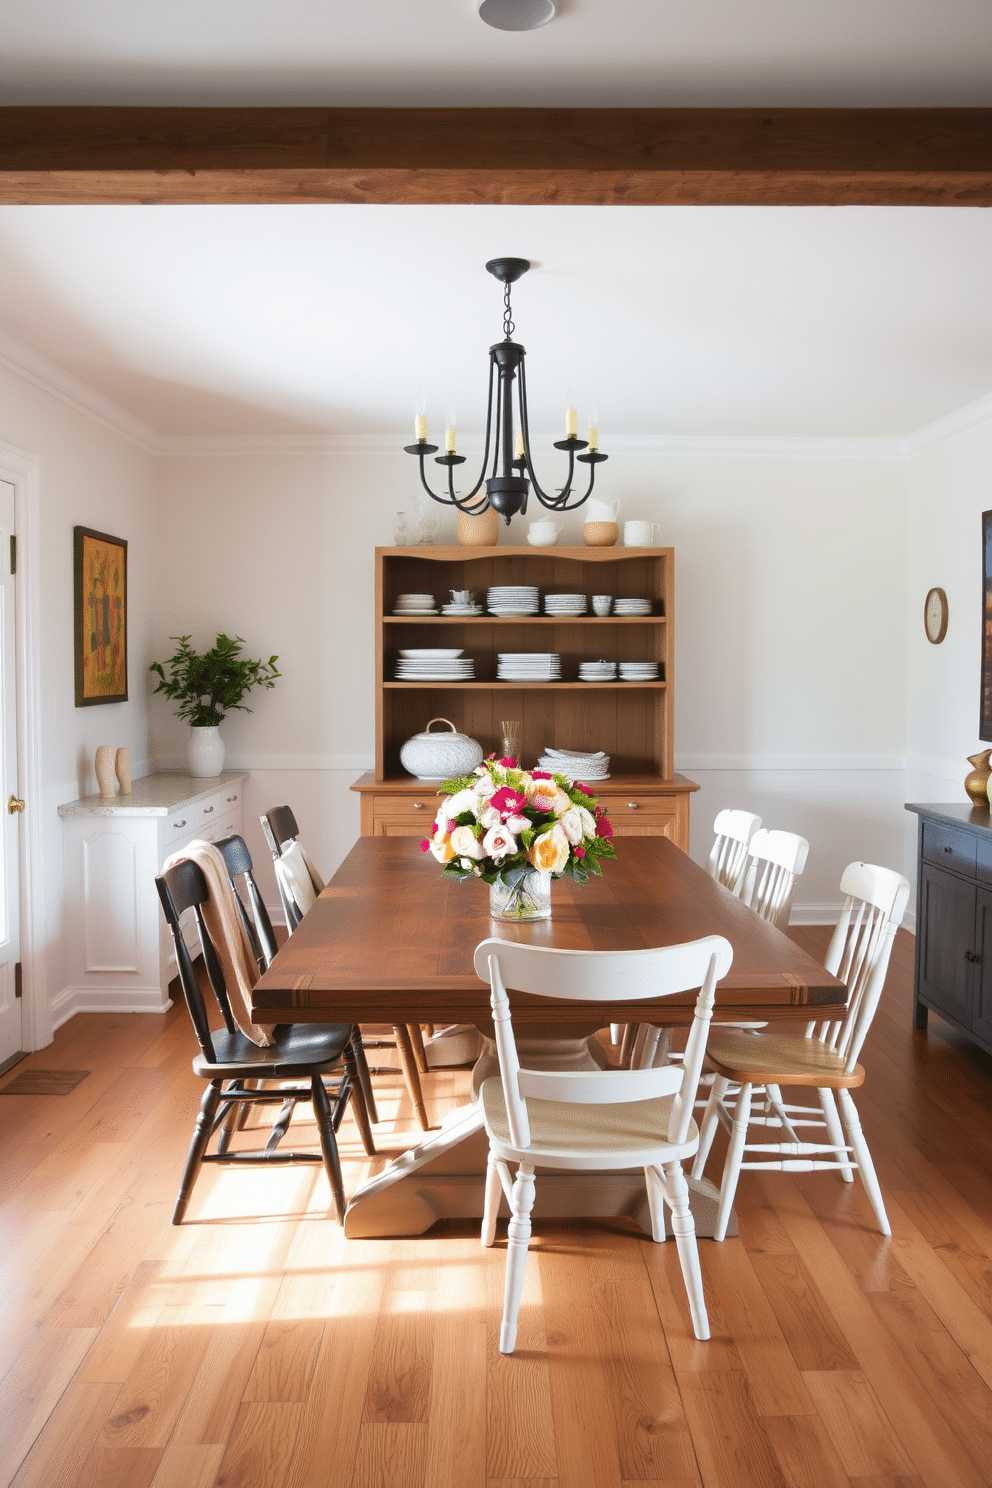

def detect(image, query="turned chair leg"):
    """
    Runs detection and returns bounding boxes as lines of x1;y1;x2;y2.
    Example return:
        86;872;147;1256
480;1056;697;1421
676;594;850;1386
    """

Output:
311;1073;347;1223
173;1081;222;1224
838;1087;890;1235
660;1159;709;1341
500;1163;537;1355
406;1021;429;1075
715;1081;753;1242
343;1042;377;1156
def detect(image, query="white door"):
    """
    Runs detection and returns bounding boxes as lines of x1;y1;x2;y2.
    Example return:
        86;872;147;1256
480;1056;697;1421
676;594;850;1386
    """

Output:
0;479;21;1065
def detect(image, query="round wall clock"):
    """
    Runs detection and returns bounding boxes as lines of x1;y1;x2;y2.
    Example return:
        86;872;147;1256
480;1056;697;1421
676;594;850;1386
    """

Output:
924;587;948;644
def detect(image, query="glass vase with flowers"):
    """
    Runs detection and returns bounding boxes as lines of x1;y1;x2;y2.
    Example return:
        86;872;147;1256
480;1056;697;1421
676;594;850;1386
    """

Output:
420;756;617;920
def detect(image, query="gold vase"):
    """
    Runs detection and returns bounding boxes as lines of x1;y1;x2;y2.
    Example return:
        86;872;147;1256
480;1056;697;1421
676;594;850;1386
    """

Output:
457;508;500;547
965;750;992;803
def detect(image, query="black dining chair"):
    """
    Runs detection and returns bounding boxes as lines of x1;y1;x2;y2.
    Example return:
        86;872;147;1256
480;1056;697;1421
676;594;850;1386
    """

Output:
260;805;433;1130
156;856;375;1225
215;832;379;1128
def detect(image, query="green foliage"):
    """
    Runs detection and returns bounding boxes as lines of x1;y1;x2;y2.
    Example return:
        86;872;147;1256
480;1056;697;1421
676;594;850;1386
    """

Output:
437;774;477;796
149;633;280;728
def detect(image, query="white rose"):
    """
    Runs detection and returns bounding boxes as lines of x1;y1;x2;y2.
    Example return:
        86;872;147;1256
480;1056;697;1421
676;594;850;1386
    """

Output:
450;825;485;859
482;823;518;861
504;813;530;835
559;807;584;846
479;805;501;831
446;787;482;821
577;805;597;838
474;772;499;798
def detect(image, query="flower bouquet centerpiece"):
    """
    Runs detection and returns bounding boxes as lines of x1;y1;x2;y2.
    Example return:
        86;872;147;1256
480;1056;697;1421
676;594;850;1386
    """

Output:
420;756;617;920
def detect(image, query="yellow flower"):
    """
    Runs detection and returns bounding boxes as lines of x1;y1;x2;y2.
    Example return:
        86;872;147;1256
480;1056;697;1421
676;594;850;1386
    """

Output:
429;831;456;863
528;824;570;874
525;779;570;816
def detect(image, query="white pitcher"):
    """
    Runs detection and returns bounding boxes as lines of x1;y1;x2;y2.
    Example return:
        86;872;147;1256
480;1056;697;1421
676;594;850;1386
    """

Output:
584;497;620;525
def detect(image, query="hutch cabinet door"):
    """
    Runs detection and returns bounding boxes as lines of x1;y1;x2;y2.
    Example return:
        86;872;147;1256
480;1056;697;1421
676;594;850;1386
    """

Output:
918;862;975;1028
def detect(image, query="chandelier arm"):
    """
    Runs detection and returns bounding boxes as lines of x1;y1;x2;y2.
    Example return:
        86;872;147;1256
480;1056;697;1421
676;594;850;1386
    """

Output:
516;359;566;507
544;461;600;511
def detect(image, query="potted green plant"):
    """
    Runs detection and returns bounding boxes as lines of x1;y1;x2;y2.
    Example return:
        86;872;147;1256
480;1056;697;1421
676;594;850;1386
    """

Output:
149;633;280;777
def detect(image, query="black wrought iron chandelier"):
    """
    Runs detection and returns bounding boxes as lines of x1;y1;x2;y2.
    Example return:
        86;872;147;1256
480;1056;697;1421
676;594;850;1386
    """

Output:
404;258;608;526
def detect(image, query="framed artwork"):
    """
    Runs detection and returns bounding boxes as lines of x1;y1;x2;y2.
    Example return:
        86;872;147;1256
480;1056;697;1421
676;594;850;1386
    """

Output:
74;526;128;707
982;511;992;741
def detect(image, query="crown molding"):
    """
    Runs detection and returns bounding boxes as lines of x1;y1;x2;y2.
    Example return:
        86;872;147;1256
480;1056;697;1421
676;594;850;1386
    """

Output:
0;328;163;454
900;390;992;457
1;320;986;465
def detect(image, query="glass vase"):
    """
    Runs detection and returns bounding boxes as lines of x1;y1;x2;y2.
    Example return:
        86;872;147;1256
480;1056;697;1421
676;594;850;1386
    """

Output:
489;868;552;921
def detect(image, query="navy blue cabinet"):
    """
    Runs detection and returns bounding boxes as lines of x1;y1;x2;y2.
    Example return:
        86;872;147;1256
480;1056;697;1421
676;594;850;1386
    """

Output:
907;802;992;1056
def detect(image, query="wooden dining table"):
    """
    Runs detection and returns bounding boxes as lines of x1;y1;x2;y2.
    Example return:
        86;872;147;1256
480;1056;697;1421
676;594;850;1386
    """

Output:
250;834;846;1238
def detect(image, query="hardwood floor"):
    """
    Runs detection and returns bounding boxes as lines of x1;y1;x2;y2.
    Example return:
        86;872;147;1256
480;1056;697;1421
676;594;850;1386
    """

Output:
2;926;991;1487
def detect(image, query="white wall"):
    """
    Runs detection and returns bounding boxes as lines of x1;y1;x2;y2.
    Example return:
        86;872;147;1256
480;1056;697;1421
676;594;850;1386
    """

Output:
905;405;992;895
0;360;157;1032
155;439;909;919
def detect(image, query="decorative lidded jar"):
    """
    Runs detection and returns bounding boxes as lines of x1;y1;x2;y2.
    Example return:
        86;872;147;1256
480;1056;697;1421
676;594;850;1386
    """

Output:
400;718;484;781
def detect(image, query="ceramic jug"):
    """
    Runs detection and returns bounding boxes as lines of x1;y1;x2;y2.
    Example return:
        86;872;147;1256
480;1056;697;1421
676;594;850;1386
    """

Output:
584;497;620;525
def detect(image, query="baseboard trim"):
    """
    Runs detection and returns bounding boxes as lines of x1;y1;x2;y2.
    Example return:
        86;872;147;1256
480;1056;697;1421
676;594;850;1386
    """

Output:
53;985;174;1027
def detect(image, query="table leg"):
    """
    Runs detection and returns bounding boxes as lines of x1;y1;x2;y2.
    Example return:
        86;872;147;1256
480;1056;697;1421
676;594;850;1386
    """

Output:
393;1024;431;1131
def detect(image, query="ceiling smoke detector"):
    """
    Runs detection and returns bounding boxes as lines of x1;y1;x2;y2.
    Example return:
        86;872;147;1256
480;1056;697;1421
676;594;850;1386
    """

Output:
477;0;557;31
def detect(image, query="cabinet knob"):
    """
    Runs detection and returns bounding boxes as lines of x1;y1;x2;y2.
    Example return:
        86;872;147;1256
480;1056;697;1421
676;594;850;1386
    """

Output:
226;795;238;803
7;795;24;815
203;806;214;814
944;845;954;853
626;801;640;809
412;801;425;809
965;950;982;963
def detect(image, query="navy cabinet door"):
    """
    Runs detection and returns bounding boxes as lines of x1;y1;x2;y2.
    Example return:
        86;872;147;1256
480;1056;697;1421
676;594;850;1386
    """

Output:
919;863;975;1028
974;887;992;1048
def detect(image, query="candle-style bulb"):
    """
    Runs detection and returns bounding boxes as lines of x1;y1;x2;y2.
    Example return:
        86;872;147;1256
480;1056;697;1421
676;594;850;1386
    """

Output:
587;404;599;452
514;429;525;460
414;389;428;442
445;405;457;454
565;405;578;439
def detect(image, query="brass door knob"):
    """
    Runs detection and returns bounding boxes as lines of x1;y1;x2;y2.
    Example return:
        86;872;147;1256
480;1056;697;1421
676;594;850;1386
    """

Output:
7;795;25;815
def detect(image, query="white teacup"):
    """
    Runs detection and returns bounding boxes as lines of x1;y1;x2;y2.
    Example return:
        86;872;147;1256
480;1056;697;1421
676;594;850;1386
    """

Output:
592;595;612;616
450;589;472;605
623;520;657;547
527;520;561;547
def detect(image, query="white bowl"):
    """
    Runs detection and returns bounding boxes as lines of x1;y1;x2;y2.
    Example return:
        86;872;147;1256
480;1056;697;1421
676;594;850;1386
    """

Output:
527;531;559;546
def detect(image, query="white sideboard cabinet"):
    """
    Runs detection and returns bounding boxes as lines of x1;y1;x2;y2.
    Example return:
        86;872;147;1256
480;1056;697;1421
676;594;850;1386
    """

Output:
58;771;247;1016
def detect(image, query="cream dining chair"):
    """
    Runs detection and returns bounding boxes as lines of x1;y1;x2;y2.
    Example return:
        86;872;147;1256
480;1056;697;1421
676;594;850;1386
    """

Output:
474;933;733;1353
707;808;762;891
691;860;909;1240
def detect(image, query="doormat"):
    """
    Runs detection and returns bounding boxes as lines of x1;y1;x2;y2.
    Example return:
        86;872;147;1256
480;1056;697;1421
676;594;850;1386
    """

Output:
0;1069;90;1095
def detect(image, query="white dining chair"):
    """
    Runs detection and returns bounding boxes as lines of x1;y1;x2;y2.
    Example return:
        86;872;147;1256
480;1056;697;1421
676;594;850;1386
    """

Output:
474;933;733;1353
707;808;762;891
735;827;810;928
691;860;909;1240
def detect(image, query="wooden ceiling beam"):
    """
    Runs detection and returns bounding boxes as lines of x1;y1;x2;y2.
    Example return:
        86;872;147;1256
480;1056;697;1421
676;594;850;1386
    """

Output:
1;106;990;206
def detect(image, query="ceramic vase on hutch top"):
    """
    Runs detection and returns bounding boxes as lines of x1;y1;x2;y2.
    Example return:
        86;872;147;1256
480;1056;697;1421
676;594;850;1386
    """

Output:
187;726;225;778
457;507;500;547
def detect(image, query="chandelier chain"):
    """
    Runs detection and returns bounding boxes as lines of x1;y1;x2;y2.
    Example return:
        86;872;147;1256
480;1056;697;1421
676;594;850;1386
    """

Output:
503;282;514;340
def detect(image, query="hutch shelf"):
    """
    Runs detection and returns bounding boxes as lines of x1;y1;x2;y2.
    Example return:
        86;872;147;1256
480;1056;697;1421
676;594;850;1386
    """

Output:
351;546;697;846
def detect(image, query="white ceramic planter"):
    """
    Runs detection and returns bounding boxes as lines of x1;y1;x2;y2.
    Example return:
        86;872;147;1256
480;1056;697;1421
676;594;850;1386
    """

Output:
187;725;225;778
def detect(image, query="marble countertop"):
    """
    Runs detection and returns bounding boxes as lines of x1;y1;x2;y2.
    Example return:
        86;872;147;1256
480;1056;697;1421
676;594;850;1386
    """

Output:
58;770;249;818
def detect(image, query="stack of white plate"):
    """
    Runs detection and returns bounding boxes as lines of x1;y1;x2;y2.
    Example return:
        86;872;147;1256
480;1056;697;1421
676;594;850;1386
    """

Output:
393;593;438;616
578;660;618;681
538;746;611;781
487;585;540;616
544;593;587;616
619;661;660;680
613;597;652;616
395;648;474;680
497;652;562;681
441;600;483;616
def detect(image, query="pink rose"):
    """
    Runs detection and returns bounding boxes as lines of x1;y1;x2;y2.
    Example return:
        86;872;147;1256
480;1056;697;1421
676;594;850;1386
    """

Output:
482;823;517;861
497;756;518;768
575;847;585;859
419;838;431;853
